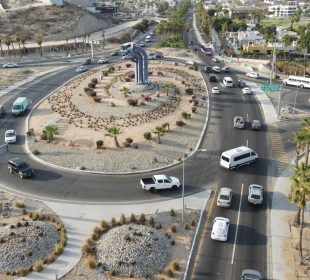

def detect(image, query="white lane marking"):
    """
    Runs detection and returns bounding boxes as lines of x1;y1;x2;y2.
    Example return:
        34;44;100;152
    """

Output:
241;94;245;102
231;183;244;265
247;113;249;122
246;139;248;147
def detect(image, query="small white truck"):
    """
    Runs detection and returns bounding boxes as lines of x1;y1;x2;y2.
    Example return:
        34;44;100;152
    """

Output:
140;174;181;193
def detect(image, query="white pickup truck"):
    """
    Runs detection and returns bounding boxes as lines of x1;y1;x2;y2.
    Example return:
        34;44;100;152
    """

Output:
140;174;181;193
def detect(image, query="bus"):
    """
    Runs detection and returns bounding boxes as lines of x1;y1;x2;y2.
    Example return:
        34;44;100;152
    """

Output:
200;44;212;55
282;75;310;89
220;146;258;169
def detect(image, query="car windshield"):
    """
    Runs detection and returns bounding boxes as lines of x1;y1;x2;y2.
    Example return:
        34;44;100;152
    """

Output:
221;156;229;162
13;105;22;110
6;132;15;137
219;194;230;201
251;194;261;200
18;163;29;169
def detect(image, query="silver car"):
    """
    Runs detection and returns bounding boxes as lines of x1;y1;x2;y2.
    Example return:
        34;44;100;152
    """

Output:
241;269;262;280
217;188;232;208
248;184;263;205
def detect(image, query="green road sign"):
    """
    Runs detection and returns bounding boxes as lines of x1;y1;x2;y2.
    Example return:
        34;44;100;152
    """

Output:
261;84;282;91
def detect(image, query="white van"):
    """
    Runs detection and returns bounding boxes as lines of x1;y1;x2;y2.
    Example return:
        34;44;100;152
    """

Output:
220;146;258;169
223;77;233;87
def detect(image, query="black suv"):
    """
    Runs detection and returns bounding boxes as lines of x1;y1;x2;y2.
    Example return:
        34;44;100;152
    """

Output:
209;75;217;82
204;66;212;73
8;158;34;179
82;58;92;65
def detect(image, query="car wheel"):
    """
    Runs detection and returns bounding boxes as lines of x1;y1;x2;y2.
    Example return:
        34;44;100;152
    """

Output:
8;167;13;173
172;185;178;190
149;187;155;193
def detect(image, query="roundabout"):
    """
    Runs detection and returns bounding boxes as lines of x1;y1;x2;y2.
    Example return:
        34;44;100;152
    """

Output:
27;61;208;173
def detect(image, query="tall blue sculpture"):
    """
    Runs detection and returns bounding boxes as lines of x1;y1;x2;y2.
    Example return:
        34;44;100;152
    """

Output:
130;42;149;84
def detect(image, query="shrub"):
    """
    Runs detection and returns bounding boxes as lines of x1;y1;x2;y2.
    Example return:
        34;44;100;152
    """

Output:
176;120;185;127
125;77;131;82
130;213;137;223
149;216;155;227
171;260;179;271
140;101;145;106
108;66;115;72
126;63;131;68
33;260;44;272
93;96;102;103
17;267;28;277
85;255;97;269
127;99;138;106
100;220;109;229
40;133;48;140
86;89;96;97
82;242;92;255
170;209;176;216
171;240;175;245
182;112;189;119
144;132;152;140
26;129;34;136
171;225;177;233
193;100;199;106
120;214;126;224
14;201;24;208
96;140;104;149
102;71;108;76
184;223;190;230
139;213;146;224
88;82;96;89
91;78;98;84
144;96;152;101
166;268;174;277
54;243;64;255
111;217;116;227
33;149;41;155
44;254;55;264
125;138;133;144
185;88;194;95
191;106;197;113
191;219;196;226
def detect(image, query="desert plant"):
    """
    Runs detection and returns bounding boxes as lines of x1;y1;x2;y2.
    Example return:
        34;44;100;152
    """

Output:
111;217;116;227
170;209;176;216
26;128;34;136
105;126;122;147
152;125;166;144
82;242;92;255
176;120;185;127
54;243;64;255
33;260;44;272
42;125;58;141
33;149;41;155
144;132;152;140
40;133;48;140
93;96;102;103
96;140;104;149
171;260;179;271
139;213;146;224
171;225;177;233
184;223;190;230
91;78;98;84
130;213;137;223
100;220;109;229
127;99;138;106
120;86;130;97
85;255;97;269
162;122;170;131
181;112;189;119
125;138;133;144
120;214;126;224
88;82;96;89
185;88;194;94
14;201;24;208
44;254;55;264
86;89;97;97
191;106;197;113
149;216;155;227
166;268;174;277
17;267;28;277
191;219;196;226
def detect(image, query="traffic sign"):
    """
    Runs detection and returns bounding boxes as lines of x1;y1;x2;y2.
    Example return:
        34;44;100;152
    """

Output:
260;84;282;91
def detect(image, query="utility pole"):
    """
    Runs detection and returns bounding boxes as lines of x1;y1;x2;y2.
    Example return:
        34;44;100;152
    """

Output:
269;42;276;85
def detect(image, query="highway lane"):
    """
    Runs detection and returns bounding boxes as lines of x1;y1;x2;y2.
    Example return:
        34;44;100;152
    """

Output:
190;71;271;279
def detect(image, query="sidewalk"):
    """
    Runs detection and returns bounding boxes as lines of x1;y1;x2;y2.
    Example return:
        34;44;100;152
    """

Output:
18;190;211;280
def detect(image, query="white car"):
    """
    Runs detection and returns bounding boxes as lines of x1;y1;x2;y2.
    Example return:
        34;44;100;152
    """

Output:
217;188;232;208
139;42;145;47
242;87;252;95
222;66;229;72
3;63;18;68
211;217;230;241
5;130;17;143
122;54;133;59
246;72;259;79
248;184;264;205
98;57;109;64
234;116;245;129
212;87;220;94
76;65;88;73
212;66;221;73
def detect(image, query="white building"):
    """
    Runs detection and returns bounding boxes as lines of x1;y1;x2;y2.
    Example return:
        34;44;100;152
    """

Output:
237;31;264;46
268;1;297;16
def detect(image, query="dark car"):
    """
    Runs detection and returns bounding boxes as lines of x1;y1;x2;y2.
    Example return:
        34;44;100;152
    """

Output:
204;66;212;73
82;58;92;65
209;75;217;82
0;104;5;117
111;51;119;56
8;158;34;179
237;79;246;88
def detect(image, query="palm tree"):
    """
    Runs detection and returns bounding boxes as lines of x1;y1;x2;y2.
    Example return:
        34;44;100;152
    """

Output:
152;126;166;144
120;86;129;97
289;162;310;263
20;34;27;55
3;35;11;57
301;117;310;167
292;131;305;167
43;125;58;141
36;34;44;56
105;127;121;147
15;33;22;57
162;83;171;96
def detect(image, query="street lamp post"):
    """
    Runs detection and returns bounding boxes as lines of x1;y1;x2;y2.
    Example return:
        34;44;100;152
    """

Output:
182;148;206;223
292;85;299;118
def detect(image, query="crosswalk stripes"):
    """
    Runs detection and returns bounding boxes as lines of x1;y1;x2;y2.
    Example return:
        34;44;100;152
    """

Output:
267;125;289;175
